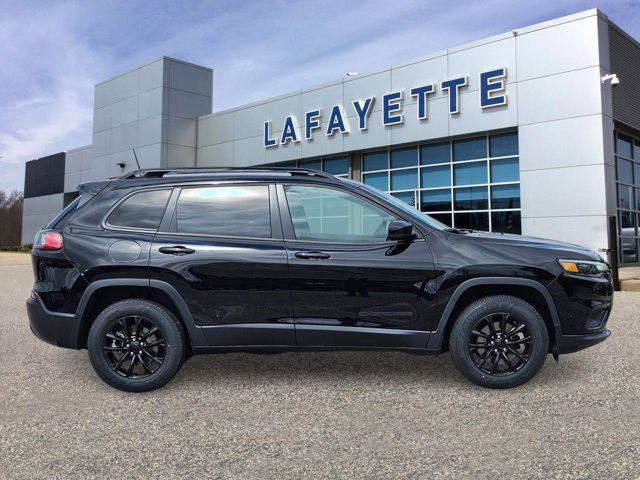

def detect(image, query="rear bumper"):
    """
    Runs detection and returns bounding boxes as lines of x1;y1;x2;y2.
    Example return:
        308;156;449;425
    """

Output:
27;296;82;349
556;329;611;354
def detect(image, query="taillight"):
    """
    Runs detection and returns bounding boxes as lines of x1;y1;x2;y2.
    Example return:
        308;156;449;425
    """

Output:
33;230;63;250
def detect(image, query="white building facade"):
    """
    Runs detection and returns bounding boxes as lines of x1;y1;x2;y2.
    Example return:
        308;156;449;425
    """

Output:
21;9;640;265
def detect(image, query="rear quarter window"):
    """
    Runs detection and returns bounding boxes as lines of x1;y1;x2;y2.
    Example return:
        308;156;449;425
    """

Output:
107;189;171;230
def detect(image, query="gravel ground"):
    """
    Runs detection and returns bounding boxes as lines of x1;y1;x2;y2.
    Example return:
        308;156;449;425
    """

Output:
1;262;639;479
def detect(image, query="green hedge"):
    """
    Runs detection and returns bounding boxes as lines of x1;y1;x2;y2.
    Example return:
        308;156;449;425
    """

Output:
0;245;32;252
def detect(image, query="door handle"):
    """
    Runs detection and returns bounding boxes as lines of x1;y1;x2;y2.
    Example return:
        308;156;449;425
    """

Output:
295;251;331;260
159;246;196;256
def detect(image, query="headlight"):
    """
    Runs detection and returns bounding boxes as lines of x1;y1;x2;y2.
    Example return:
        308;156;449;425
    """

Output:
558;259;609;276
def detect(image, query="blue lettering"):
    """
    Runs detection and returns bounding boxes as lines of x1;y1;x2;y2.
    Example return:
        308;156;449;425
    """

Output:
280;115;300;144
410;84;435;120
305;110;321;140
352;97;375;130
480;67;507;108
441;76;468;114
383;91;403;125
264;121;277;147
326;105;350;136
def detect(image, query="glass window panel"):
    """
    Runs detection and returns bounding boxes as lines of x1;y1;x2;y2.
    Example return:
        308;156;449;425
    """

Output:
363;151;388;171
391;191;417;207
421;142;450;165
323;156;349;175
363;172;388;191
299;159;321;171
492;185;521;209
454;187;488;210
427;212;452;226
490;158;519;183
454;161;487;186
635;163;640;187
489;132;519;157
454;212;489;231
391;168;418;190
108;189;171;230
620;210;636;236
421;165;451;188
618;185;634;210
492;211;522;234
453;137;487;162
420;189;451;211
283;185;397;243
176;186;271;237
617;158;634;184
635;140;640;160
617;134;633;158
279;161;297;168
391;147;418;169
637;188;640;211
621;238;638;263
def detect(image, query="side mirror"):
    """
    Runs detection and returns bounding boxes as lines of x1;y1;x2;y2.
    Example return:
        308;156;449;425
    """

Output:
387;220;417;242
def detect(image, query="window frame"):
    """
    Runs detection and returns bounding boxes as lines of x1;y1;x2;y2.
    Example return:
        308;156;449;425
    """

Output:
103;187;173;233
153;182;282;241
276;181;425;245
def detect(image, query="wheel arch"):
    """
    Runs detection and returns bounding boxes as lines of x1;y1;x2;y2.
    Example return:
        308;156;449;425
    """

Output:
427;278;561;353
75;279;205;348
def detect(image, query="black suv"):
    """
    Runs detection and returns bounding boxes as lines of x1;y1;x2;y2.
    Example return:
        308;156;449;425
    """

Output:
27;168;613;392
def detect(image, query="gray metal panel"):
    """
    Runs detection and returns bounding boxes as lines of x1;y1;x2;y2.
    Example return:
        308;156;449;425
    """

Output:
609;25;640;131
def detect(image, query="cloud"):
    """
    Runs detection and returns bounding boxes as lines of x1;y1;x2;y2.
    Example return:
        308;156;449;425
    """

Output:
0;0;639;193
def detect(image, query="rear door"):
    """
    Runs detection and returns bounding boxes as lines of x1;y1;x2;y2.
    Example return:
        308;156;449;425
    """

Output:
150;182;294;347
277;182;437;348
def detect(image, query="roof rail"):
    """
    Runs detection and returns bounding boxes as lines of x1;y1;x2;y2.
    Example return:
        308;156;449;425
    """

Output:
118;167;336;180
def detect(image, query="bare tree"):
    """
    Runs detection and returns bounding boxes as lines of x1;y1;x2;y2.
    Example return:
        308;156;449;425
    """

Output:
0;191;24;247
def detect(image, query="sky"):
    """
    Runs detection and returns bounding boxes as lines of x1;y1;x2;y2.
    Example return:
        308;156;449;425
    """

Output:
1;0;639;194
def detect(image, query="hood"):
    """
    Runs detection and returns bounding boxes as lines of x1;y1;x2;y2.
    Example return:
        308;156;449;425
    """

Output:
449;230;602;261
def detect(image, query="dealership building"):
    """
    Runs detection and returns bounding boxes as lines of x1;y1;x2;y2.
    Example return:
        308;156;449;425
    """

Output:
21;9;640;264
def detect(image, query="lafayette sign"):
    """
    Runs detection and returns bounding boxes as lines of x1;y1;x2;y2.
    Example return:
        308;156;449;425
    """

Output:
264;67;508;148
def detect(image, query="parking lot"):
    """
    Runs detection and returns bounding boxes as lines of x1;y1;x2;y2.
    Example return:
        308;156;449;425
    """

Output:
1;256;639;479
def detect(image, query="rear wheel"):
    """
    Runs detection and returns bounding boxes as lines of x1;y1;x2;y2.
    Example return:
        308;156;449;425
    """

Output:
449;295;548;389
88;299;186;392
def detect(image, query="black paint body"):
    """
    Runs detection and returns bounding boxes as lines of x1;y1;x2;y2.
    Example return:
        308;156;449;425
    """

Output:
26;171;613;356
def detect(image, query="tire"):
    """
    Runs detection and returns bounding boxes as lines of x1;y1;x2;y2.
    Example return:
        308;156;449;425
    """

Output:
88;299;186;392
449;295;549;389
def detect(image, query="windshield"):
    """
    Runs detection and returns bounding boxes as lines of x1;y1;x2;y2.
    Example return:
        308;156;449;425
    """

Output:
340;178;449;231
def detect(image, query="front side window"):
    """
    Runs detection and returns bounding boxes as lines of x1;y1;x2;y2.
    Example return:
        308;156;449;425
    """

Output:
108;189;171;230
284;185;397;243
175;185;270;238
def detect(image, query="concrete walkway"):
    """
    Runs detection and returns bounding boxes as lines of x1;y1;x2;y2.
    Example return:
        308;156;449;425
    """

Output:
0;252;31;266
620;266;640;292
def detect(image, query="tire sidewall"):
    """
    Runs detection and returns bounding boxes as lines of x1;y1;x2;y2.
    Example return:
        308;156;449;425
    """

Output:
450;296;549;389
88;300;185;392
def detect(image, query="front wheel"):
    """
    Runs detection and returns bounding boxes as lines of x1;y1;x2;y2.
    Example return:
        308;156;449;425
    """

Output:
87;299;186;392
449;295;549;389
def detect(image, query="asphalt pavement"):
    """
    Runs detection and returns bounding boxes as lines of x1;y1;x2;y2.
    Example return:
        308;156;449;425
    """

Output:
1;260;639;479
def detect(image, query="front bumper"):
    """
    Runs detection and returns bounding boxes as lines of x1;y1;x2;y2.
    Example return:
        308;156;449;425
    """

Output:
27;295;82;349
556;329;611;354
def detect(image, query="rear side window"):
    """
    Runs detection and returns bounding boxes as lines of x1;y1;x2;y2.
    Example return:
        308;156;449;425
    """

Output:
175;185;270;238
108;189;171;230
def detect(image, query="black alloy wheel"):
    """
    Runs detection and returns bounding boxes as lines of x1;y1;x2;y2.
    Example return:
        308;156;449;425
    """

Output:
449;295;548;389
467;312;532;376
103;315;166;379
88;299;186;392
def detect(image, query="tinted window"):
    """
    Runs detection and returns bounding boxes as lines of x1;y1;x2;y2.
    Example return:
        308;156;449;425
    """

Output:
454;161;487;186
363;151;388;171
422;165;451;188
453;137;487;162
421;142;450;165
391;147;418;168
323;156;349;175
617;134;633;158
491;158;520;183
363;171;388;191
108;189;171;230
176;186;270;237
391;169;418;190
490;132;519;157
284;185;397;243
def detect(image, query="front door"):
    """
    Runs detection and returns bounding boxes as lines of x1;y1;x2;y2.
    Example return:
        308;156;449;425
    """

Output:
150;183;294;347
277;183;436;348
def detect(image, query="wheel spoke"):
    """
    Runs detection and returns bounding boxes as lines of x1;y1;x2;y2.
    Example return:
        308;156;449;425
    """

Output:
118;318;129;337
142;349;164;365
106;333;126;343
112;352;128;371
142;327;158;340
138;354;152;374
478;348;494;368
507;346;528;364
486;316;497;335
507;323;526;337
134;316;141;336
125;354;136;377
499;313;508;333
103;346;127;351
509;335;532;345
489;351;500;374
501;350;516;373
472;330;491;340
145;339;165;349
